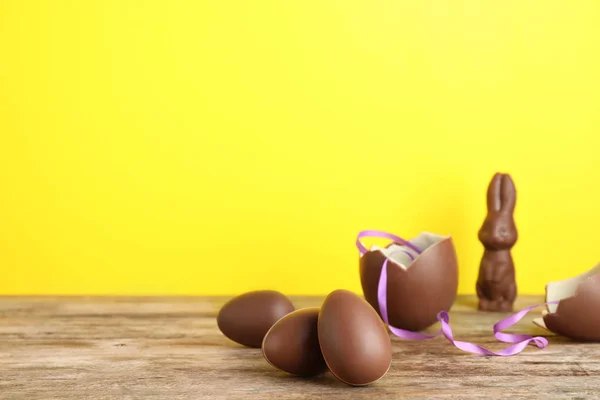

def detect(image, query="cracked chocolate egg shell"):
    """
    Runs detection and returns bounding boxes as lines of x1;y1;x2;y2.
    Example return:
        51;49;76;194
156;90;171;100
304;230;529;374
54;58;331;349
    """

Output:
217;290;295;348
360;232;458;331
533;264;600;342
318;289;392;386
262;307;327;377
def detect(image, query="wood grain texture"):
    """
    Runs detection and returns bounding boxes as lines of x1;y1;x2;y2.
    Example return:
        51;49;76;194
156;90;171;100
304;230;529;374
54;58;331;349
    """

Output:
0;295;599;399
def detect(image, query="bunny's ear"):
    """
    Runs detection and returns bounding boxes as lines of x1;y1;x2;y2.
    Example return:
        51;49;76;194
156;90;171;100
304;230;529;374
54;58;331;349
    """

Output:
486;173;503;212
500;174;516;212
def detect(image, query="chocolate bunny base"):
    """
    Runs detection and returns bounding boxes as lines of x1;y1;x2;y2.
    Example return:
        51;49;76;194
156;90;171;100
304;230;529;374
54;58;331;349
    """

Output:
476;249;516;312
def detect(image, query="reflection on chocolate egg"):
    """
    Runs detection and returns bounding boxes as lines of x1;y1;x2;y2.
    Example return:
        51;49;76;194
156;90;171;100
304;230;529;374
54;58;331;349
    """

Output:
533;263;600;341
262;307;327;377
217;290;295;348
360;232;458;331
318;289;392;386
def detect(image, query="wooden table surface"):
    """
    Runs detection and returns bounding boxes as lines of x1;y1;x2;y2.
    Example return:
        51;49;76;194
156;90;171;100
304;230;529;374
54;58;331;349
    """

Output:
0;295;598;399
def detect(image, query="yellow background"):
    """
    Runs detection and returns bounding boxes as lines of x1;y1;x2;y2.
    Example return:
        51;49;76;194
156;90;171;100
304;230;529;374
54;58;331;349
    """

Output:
1;1;599;295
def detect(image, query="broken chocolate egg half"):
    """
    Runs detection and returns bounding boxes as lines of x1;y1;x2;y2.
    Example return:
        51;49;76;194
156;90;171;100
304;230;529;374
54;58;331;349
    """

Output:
359;232;459;332
532;263;600;342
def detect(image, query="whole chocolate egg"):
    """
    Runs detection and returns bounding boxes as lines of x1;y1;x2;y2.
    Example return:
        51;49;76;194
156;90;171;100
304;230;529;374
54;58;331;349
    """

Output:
360;232;458;331
262;307;327;377
532;263;600;341
217;290;295;348
318;289;392;386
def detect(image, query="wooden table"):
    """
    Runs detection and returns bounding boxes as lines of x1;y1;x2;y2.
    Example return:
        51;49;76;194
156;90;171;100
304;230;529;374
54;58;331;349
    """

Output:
0;295;598;399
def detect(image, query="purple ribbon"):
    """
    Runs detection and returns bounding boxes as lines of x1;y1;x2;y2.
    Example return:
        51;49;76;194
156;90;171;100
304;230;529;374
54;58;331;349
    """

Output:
358;230;557;356
356;230;422;257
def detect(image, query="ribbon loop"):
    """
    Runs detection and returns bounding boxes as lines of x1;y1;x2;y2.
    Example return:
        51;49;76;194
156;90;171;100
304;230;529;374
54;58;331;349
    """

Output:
356;230;422;256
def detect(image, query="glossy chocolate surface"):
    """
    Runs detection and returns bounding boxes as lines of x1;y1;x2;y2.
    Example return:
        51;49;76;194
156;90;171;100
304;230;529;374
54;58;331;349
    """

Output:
318;289;392;386
217;290;295;348
360;237;458;331
262;307;327;376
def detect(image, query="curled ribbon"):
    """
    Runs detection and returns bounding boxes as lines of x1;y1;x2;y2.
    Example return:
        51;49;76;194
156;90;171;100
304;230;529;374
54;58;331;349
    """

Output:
357;230;558;356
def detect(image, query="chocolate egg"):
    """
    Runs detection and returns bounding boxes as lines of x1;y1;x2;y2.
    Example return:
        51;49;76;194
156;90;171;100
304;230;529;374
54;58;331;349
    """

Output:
532;264;600;341
217;290;295;348
360;232;458;331
318;289;392;386
262;307;327;376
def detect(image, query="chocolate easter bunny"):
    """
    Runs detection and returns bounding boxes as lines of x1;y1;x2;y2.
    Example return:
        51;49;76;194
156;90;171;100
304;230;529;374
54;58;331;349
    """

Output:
476;173;518;312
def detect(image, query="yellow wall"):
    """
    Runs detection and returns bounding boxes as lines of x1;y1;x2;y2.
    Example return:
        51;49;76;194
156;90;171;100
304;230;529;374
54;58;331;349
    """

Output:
1;1;599;295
